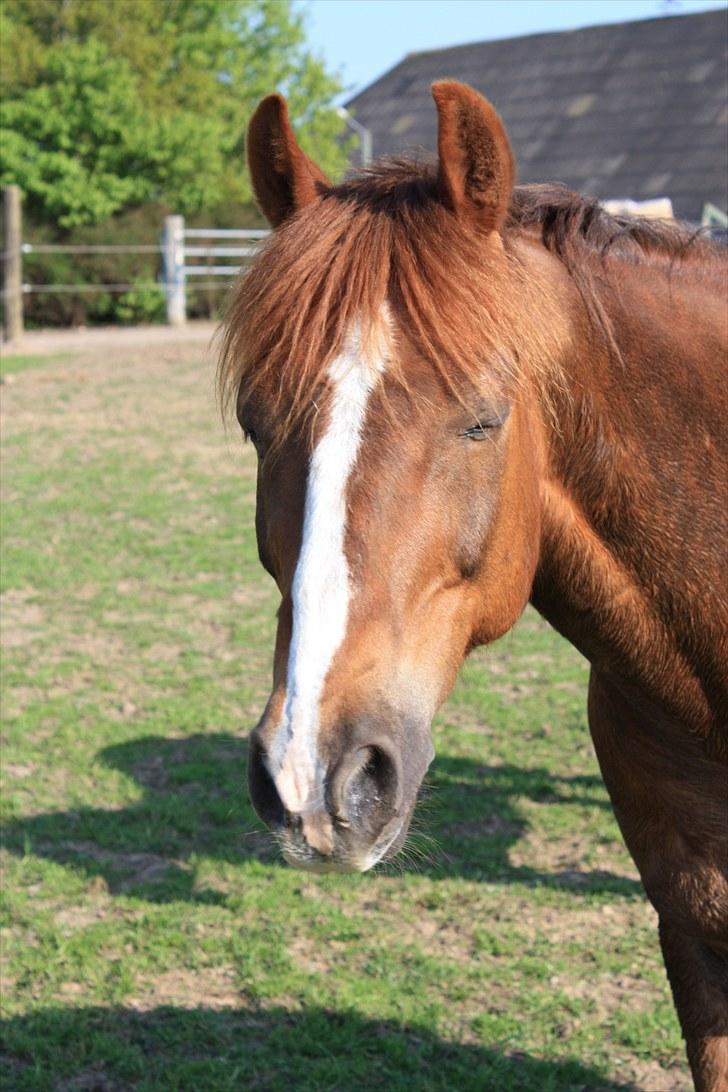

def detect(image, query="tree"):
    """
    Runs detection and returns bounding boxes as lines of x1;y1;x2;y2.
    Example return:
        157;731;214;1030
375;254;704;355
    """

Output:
0;0;348;227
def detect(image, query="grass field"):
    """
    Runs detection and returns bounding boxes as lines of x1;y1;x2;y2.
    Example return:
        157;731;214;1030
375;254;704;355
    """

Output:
1;341;690;1091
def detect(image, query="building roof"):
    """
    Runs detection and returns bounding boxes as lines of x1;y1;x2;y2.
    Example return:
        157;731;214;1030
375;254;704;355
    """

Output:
345;9;728;222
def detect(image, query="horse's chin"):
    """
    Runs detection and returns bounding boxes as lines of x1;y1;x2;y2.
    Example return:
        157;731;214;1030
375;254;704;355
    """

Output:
279;809;413;874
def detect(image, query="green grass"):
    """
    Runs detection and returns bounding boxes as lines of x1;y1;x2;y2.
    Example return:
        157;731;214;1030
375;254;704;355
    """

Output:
0;352;71;378
1;344;689;1091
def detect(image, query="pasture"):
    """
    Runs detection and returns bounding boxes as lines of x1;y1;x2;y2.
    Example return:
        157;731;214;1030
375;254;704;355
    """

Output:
1;336;690;1091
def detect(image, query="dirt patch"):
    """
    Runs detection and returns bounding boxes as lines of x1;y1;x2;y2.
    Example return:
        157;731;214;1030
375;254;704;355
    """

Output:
402;916;474;962
0;590;46;648
532;900;659;952
128;966;240;1011
55;1064;123;1091
142;642;181;664
509;827;640;884
59;841;187;891
629;1059;692;1092
551;970;662;1014
54;898;114;931
3;321;217;359
287;934;340;976
442;817;522;839
0;687;43;719
2;763;37;779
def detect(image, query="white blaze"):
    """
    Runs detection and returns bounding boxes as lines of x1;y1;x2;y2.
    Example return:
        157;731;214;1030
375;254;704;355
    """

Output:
269;322;387;814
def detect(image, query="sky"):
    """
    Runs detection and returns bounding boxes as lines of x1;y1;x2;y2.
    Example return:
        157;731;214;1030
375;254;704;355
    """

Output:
300;0;727;100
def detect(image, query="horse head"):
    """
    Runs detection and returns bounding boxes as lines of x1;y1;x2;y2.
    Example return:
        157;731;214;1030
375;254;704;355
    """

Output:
222;83;550;871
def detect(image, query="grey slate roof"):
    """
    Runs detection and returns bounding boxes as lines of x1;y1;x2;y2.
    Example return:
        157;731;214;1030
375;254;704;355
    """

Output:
345;9;728;222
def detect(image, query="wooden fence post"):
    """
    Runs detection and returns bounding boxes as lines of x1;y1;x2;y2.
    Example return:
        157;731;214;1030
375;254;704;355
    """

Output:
162;214;186;326
3;186;23;343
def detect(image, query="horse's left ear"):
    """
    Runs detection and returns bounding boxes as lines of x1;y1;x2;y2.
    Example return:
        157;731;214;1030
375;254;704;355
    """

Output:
247;94;331;228
432;81;515;233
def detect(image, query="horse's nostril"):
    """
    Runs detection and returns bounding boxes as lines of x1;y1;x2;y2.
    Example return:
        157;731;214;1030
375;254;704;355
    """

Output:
363;745;397;797
341;743;401;835
247;734;285;829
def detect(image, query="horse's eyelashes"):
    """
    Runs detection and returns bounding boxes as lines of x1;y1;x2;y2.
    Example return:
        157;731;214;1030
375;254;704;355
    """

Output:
460;421;500;440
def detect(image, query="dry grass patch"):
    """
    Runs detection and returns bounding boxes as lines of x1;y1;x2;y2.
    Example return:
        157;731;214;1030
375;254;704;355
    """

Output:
128;967;241;1012
1;590;46;648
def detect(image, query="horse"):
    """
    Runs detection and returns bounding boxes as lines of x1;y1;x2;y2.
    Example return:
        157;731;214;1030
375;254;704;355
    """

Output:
218;82;728;1091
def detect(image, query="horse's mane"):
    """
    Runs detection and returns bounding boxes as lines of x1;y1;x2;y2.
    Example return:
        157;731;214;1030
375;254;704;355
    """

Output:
508;181;719;265
219;160;723;433
507;180;724;366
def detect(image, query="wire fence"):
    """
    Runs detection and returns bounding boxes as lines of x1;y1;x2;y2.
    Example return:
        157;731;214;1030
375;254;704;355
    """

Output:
21;243;162;254
19;282;243;294
14;228;267;297
2;191;269;336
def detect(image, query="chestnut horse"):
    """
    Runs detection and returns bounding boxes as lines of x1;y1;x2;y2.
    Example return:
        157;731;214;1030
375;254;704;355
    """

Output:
219;83;727;1090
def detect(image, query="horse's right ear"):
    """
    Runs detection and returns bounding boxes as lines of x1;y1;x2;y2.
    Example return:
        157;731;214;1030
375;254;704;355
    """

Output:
432;81;515;234
247;94;331;228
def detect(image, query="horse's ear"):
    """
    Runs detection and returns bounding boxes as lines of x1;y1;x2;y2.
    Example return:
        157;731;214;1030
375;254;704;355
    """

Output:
247;94;331;228
432;81;515;233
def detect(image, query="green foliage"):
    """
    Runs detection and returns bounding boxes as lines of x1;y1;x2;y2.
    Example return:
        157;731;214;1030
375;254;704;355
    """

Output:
114;282;166;326
2;39;179;227
0;0;348;227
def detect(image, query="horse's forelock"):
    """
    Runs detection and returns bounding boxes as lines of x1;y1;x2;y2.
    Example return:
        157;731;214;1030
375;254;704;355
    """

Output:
218;161;545;440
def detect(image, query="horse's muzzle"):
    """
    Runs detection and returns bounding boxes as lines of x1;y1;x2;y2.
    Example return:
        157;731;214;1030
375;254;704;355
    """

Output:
247;720;431;872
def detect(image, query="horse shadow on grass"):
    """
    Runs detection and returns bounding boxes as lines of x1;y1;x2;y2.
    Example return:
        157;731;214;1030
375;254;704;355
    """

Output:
2;732;641;904
2;1003;634;1091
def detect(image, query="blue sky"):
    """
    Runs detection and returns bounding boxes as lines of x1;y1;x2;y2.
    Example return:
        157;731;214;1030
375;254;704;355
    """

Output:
300;0;727;99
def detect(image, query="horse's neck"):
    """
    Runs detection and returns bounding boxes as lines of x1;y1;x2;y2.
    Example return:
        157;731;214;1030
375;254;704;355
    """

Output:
530;253;728;735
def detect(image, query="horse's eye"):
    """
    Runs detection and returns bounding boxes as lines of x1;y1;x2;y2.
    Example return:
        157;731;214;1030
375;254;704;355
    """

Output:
459;405;510;439
236;394;261;445
460;422;498;440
